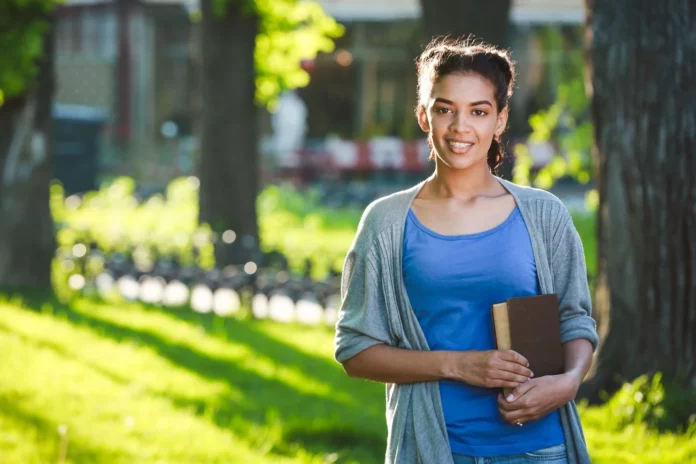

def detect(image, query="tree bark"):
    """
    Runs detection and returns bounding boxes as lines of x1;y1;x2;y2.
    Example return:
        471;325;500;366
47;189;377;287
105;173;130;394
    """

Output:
115;0;134;144
199;0;259;267
581;0;696;400
419;0;512;48
0;16;56;288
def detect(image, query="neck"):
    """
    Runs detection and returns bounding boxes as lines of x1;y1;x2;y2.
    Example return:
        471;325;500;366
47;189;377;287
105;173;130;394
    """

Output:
428;158;501;200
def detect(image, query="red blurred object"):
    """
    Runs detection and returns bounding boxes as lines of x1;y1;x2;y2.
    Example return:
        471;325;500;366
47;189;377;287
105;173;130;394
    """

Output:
300;58;316;74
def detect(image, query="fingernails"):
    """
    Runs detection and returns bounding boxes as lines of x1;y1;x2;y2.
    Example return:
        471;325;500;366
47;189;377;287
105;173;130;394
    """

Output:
506;394;514;402
530;372;534;378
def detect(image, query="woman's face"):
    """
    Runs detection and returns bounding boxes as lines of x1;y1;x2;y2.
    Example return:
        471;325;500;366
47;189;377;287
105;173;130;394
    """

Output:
418;72;508;171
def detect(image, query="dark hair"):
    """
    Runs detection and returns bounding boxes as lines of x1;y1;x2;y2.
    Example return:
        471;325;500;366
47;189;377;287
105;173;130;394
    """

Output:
415;37;517;172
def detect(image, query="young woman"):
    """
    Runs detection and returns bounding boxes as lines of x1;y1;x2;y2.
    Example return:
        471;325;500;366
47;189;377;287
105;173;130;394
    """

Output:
334;38;598;464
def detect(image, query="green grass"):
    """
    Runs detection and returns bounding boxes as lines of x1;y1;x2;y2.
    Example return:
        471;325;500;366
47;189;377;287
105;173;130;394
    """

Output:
571;211;596;280
0;292;693;463
0;293;385;463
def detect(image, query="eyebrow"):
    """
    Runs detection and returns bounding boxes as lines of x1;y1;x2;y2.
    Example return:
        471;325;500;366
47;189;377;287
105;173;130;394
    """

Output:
434;98;493;107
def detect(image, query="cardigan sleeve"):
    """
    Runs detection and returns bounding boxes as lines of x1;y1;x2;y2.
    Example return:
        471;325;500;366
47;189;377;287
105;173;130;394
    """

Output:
550;207;600;351
334;213;396;364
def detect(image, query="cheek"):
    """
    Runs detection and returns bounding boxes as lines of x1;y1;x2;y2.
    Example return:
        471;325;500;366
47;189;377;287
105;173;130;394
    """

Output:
478;118;498;136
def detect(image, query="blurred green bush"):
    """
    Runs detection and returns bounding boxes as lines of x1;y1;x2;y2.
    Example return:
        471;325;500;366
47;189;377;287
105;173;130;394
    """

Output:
51;176;597;285
597;373;696;433
52;177;362;282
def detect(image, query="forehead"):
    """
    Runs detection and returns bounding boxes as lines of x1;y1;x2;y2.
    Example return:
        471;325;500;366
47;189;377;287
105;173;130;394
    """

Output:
429;72;496;104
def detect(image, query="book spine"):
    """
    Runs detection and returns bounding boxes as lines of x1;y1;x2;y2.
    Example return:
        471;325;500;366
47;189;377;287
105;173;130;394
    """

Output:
492;303;513;397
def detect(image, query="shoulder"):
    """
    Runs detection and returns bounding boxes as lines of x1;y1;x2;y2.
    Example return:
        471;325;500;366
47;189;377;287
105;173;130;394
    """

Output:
353;182;423;244
498;178;572;227
499;177;565;207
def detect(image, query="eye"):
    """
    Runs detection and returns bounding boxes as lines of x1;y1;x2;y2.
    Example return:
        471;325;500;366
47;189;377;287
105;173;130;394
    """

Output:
472;109;488;116
435;107;452;114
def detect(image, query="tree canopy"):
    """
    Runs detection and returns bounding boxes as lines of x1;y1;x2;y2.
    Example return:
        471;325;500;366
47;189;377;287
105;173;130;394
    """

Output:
0;0;57;104
1;0;343;109
209;0;344;109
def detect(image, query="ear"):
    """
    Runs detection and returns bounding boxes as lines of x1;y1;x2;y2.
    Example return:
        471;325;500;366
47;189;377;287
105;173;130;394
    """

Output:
495;107;509;137
417;106;430;133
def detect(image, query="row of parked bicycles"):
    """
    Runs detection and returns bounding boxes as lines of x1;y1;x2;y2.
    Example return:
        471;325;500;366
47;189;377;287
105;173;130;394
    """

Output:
65;244;344;327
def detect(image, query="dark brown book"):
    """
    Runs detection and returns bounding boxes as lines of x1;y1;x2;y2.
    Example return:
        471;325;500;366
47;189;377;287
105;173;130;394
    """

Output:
491;294;565;395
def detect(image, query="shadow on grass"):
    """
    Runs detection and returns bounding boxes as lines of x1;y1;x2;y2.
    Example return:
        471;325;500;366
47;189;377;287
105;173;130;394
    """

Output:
0;396;106;463
0;287;386;463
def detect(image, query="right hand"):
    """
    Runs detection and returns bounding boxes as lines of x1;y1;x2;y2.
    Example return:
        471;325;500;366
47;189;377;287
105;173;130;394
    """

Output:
448;350;533;389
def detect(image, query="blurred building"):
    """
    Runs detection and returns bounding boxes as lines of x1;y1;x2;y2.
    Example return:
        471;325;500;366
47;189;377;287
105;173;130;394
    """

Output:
53;0;585;189
302;0;585;140
55;0;196;190
287;0;586;185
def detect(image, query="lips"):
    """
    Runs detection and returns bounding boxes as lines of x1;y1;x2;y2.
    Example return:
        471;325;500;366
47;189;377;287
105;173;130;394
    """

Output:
446;140;475;153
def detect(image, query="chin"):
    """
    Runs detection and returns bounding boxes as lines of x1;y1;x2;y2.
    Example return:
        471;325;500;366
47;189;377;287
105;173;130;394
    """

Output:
434;150;485;171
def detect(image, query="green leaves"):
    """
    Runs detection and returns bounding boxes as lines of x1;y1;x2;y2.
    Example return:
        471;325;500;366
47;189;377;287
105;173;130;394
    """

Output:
515;75;597;209
512;26;595;203
0;0;58;102
53;177;360;281
206;0;343;107
253;0;344;108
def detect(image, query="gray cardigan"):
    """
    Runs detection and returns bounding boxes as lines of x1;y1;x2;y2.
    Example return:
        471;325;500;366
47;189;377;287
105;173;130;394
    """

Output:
334;177;599;464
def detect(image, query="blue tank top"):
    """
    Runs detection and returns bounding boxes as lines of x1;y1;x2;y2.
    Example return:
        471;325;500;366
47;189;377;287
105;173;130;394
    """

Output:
403;206;565;457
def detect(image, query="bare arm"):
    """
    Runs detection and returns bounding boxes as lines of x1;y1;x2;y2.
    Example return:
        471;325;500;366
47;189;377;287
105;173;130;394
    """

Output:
343;343;533;389
561;338;594;397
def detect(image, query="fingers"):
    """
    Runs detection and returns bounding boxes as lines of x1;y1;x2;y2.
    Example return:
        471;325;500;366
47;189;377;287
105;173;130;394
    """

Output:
488;368;531;387
497;393;533;423
496;387;531;411
493;357;533;379
479;351;533;389
500;407;534;425
490;379;527;390
505;378;537;402
500;350;530;369
499;407;541;425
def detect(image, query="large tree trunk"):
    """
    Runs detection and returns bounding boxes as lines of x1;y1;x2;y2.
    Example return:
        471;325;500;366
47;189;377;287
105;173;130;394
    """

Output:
420;0;512;48
581;0;696;400
0;16;56;288
199;0;259;267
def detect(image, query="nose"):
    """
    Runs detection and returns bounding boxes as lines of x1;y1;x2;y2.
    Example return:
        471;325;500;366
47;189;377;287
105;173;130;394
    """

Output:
449;112;473;133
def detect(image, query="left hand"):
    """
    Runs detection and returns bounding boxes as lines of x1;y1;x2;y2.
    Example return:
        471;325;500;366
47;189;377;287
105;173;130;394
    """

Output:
497;373;579;426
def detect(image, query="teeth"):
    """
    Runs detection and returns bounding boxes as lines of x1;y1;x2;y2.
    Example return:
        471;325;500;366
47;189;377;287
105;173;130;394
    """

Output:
449;141;473;149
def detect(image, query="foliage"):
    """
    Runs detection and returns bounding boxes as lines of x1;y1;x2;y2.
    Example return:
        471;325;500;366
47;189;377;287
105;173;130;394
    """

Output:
52;177;216;274
257;184;361;279
579;373;696;463
206;0;344;109
0;0;59;102
511;28;596;210
53;177;597;284
570;210;596;283
0;292;694;463
596;373;696;433
53;177;360;281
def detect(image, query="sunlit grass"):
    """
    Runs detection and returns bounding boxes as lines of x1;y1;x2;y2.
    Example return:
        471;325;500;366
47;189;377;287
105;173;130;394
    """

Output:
0;291;692;463
0;292;385;463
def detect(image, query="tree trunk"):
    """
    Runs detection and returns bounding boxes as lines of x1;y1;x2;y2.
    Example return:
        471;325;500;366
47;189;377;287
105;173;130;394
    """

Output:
420;0;512;48
115;0;134;144
581;0;696;400
199;0;259;267
0;16;56;289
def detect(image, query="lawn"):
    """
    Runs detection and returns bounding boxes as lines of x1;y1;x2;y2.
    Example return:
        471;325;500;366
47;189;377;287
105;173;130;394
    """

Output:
0;291;693;463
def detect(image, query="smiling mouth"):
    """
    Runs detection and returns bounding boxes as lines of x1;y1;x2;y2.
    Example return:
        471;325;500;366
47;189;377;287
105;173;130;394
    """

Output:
447;140;474;152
